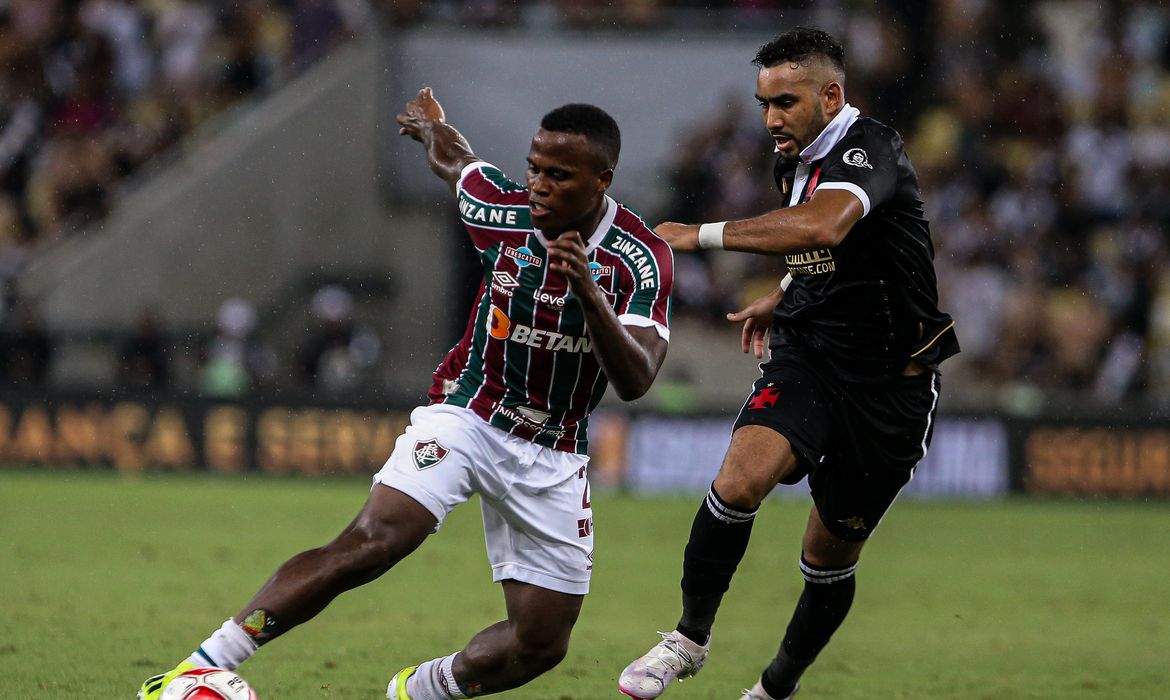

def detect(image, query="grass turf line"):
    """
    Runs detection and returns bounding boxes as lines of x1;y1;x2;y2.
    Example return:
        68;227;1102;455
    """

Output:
0;470;1166;699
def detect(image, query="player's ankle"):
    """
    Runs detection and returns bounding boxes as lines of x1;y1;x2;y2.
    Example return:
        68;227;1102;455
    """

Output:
673;624;710;647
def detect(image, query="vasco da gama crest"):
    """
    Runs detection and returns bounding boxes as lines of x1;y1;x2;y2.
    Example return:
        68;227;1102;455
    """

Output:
412;438;449;469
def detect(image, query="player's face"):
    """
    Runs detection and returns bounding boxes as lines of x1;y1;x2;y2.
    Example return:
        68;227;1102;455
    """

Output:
526;129;612;236
755;62;841;159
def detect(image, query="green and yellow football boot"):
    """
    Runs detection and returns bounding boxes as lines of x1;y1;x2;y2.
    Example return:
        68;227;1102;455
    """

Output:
386;666;417;700
136;660;196;699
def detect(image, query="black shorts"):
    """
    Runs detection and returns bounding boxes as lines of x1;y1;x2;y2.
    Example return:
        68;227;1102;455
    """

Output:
733;346;940;542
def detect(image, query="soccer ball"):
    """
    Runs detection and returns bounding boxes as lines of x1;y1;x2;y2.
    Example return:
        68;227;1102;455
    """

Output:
160;667;259;700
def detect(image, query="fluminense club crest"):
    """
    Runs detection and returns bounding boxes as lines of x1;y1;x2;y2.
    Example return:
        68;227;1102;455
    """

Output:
413;438;449;469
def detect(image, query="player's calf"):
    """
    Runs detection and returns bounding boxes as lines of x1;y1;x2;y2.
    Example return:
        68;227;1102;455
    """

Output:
457;619;573;692
757;556;857;699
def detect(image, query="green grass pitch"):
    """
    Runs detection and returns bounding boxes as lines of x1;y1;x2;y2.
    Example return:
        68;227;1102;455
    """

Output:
1;470;1166;699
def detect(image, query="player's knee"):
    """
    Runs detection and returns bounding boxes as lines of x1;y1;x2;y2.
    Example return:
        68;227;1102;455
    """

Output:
715;428;798;508
802;512;866;568
513;625;571;674
712;468;772;509
516;637;569;675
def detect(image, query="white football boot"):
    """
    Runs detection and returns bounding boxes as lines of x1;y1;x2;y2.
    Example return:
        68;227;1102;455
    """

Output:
738;680;799;700
618;630;709;698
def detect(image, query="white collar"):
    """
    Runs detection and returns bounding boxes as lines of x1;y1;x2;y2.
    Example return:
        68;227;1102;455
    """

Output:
535;195;616;253
774;103;860;164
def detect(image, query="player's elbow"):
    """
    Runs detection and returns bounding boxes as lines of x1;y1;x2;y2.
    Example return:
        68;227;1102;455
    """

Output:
800;193;861;249
614;380;652;402
808;221;850;249
613;371;656;401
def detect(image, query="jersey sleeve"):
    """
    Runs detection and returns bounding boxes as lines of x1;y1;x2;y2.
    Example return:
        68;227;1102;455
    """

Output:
616;232;673;342
815;128;899;217
456;162;532;251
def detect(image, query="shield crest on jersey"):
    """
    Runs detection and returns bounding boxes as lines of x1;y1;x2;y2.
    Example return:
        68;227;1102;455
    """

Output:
413;438;449;470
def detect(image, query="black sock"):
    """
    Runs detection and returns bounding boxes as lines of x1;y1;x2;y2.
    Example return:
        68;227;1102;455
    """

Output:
760;556;857;698
676;485;758;645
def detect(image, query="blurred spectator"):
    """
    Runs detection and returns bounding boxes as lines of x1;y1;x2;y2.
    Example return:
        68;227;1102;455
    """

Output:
0;300;53;385
554;0;660;29
198;298;277;397
290;0;347;67
295;285;381;394
25;129;116;238
116;308;170;389
0;195;31;321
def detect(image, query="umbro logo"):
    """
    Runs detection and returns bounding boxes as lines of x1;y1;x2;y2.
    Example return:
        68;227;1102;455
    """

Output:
492;271;519;288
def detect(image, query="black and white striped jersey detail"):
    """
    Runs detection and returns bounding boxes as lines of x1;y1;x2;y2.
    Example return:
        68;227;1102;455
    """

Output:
799;557;858;585
703;488;758;524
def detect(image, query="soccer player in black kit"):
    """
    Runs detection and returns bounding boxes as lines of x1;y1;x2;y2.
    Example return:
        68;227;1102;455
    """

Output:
619;27;959;700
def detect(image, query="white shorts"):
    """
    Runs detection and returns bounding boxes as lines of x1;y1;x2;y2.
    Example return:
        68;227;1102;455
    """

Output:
374;404;594;595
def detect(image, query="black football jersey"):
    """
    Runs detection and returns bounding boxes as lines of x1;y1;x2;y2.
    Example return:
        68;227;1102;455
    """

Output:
770;106;959;380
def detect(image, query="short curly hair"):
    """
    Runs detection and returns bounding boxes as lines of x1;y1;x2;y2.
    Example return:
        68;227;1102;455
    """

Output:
753;27;846;78
540;104;621;170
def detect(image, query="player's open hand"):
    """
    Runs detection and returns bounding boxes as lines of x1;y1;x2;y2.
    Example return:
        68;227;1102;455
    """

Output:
547;231;595;297
654;222;701;252
396;86;446;140
726;286;784;358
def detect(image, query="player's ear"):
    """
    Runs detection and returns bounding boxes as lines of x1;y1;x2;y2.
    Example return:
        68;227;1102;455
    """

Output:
596;168;614;193
823;81;843;112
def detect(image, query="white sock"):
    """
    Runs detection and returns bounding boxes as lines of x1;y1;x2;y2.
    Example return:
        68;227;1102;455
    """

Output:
406;653;465;700
439;654;467;699
186;619;258;671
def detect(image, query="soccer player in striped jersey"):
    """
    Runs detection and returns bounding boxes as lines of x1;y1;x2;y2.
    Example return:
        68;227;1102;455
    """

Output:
137;87;672;700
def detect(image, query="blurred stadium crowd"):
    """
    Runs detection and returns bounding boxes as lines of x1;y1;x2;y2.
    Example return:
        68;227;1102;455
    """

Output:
0;0;380;391
0;0;373;252
657;0;1170;405
3;0;1170;407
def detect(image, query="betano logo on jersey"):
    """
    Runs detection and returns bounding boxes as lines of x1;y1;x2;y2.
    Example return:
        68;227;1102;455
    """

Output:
488;305;592;353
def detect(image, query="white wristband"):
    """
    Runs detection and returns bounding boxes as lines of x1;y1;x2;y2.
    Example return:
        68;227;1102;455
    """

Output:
697;221;726;250
780;273;793;291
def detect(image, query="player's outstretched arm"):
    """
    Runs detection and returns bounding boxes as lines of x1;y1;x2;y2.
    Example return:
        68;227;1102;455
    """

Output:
655;188;864;255
548;232;667;401
396;86;480;194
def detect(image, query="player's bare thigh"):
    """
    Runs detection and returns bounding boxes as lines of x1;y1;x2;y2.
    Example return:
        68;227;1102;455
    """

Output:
713;425;800;509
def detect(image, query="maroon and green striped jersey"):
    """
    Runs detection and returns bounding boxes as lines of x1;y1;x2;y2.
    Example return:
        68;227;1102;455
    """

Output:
431;161;673;454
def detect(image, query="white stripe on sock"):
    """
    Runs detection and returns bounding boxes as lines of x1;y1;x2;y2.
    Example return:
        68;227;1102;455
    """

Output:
799;560;857;584
704;491;757;523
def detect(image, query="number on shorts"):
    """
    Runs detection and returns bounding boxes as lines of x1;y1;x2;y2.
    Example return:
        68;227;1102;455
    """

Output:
578;465;591;509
